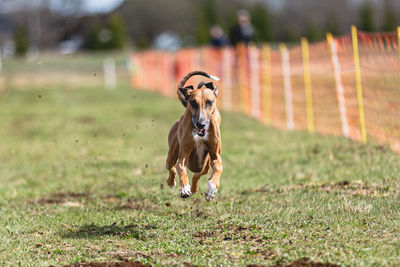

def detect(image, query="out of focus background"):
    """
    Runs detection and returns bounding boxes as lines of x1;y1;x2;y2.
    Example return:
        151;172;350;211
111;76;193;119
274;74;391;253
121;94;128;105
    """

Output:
0;0;399;55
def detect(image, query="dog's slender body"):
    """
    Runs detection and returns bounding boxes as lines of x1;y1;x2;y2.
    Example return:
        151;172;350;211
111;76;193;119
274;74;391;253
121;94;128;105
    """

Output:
166;71;223;200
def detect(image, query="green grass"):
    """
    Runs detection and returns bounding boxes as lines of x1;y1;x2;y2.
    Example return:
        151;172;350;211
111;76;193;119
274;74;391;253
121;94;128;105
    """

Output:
1;52;129;75
0;84;399;266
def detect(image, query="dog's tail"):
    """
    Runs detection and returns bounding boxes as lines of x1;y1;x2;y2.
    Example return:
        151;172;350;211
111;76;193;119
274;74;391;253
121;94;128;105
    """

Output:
178;71;220;90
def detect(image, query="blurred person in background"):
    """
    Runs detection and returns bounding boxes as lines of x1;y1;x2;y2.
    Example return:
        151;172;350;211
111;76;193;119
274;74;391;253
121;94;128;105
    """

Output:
229;9;254;46
210;25;229;47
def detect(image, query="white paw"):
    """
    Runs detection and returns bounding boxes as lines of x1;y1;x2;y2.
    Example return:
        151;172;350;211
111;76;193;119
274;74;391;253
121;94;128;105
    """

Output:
205;181;218;201
170;180;176;188
180;184;192;198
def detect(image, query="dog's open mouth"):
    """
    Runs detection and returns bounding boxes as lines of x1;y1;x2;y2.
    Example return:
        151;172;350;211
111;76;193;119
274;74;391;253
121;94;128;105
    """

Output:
196;128;207;137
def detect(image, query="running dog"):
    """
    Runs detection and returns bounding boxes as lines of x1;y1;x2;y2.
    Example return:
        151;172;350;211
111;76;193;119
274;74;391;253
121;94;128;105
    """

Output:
166;71;223;201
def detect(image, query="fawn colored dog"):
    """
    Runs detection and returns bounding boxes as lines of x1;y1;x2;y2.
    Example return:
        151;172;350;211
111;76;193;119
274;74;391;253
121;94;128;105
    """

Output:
165;71;223;201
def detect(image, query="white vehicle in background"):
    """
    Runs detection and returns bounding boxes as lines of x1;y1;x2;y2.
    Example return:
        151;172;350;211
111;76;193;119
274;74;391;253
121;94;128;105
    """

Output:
153;31;181;51
58;36;83;55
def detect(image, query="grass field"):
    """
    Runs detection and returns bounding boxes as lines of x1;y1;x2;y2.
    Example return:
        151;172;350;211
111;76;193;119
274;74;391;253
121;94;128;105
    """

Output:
0;80;400;266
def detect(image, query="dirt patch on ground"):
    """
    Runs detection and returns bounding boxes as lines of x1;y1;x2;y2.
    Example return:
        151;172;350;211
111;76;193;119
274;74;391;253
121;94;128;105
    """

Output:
61;260;150;267
64;223;141;239
219;224;263;242
102;194;157;212
248;181;394;197
272;257;339;267
112;250;182;263
118;197;153;211
63;222;158;240
110;248;184;264
246;248;275;260
193;224;264;243
248;257;339;267
294;180;392;196
29;192;155;212
192;230;214;239
75;116;97;124
29;192;91;205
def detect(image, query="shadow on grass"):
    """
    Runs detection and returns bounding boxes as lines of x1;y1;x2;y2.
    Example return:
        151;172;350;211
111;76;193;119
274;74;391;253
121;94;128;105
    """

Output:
62;223;154;240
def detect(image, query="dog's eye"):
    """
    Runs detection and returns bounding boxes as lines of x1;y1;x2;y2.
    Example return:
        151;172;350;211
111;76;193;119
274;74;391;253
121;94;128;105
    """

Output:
206;100;213;108
190;100;198;109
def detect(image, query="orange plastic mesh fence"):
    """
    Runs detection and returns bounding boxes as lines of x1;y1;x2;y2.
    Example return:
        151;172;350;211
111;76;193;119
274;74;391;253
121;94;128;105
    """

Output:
130;28;400;153
357;31;400;151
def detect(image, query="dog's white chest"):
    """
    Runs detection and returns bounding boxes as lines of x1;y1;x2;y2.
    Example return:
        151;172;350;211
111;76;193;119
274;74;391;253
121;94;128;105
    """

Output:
192;132;208;165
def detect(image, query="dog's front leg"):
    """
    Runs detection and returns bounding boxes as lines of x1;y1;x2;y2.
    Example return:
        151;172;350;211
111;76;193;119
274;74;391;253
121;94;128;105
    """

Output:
176;149;192;198
205;151;223;201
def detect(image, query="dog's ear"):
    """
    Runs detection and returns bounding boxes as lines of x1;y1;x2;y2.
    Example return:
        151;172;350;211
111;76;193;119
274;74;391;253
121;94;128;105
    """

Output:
198;82;218;97
177;85;194;107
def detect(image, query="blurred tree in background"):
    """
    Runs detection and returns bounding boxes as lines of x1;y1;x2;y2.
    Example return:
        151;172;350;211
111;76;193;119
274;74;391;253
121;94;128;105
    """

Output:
359;1;375;31
85;14;126;50
3;0;400;52
281;26;297;43
304;23;324;42
86;25;102;50
108;14;126;49
382;0;397;31
14;24;29;56
250;3;273;43
195;0;218;45
326;15;340;35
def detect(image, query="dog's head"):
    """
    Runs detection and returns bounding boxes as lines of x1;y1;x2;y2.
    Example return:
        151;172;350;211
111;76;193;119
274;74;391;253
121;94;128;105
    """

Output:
178;81;219;137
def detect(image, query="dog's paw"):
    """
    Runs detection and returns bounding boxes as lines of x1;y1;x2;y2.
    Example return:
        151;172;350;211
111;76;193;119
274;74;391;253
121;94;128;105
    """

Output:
190;184;199;194
205;181;218;201
180;184;192;198
167;179;176;188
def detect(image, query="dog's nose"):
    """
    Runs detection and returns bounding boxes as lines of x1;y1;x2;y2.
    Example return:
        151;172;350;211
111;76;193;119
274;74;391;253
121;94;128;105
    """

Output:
196;121;206;129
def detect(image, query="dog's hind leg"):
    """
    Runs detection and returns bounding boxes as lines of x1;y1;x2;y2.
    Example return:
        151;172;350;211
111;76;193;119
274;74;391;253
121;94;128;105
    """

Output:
191;158;210;194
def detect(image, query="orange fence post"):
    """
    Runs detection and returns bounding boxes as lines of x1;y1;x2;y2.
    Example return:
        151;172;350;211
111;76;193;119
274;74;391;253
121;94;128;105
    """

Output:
280;43;294;130
351;25;367;143
222;48;233;111
249;45;261;119
262;44;272;124
398;26;400;75
327;32;349;138
301;37;315;133
237;43;249;114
